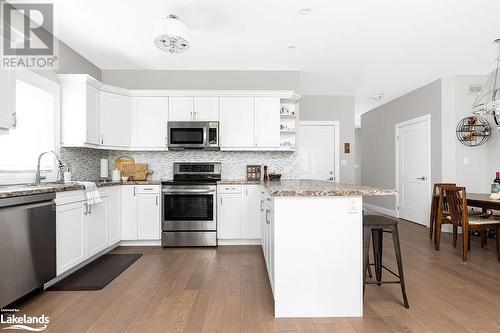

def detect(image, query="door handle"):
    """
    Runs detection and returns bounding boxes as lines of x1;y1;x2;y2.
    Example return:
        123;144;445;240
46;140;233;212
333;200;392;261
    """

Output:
416;177;427;181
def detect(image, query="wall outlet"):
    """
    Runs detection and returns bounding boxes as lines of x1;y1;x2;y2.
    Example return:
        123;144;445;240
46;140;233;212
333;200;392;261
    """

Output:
348;198;359;214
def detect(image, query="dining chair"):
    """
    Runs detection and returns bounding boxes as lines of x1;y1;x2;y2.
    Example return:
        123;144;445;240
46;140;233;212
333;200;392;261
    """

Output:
435;186;500;262
429;183;456;241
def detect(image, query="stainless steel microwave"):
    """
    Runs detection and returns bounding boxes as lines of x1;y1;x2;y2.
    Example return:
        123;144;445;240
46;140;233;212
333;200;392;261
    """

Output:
167;121;219;150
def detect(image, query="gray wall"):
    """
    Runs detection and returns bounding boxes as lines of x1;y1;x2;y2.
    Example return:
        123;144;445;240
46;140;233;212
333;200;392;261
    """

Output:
299;95;356;184
361;79;442;210
102;70;299;90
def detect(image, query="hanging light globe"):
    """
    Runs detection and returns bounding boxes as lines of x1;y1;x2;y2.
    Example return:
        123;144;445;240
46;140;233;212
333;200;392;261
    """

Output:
472;39;500;125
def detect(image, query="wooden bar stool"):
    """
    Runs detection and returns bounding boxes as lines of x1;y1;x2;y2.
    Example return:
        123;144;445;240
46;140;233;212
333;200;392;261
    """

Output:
363;215;409;308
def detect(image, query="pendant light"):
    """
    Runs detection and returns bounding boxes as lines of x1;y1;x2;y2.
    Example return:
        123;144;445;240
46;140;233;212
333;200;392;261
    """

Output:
472;39;500;125
154;15;190;54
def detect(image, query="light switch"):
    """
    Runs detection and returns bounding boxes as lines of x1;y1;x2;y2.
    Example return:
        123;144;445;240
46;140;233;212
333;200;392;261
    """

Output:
463;157;470;165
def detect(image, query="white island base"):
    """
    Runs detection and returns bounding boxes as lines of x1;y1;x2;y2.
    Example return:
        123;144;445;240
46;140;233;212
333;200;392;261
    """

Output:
272;195;363;318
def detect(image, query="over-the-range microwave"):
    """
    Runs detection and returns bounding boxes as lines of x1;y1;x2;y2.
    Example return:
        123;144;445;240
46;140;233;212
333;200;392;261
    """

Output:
167;121;219;150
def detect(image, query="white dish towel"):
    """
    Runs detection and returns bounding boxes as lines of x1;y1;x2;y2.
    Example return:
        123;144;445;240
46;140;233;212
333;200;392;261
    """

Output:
77;182;102;205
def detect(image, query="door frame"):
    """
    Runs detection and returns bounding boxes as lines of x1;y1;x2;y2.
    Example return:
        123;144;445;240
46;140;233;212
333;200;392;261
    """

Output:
298;121;340;183
395;114;431;223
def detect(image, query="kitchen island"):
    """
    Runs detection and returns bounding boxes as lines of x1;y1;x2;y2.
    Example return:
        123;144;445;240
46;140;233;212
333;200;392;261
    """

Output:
257;180;396;318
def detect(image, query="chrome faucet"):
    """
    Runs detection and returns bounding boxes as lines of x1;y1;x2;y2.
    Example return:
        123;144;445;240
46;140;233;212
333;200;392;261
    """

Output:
35;151;65;185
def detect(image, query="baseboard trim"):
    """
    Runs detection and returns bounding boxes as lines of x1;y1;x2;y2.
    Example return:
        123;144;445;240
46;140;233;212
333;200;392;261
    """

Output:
218;239;261;246
119;240;162;246
363;203;398;218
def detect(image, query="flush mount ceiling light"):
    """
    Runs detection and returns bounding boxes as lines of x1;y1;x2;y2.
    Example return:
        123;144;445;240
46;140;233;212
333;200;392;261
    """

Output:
369;94;385;102
299;7;312;15
287;45;297;51
154;14;190;54
472;39;500;125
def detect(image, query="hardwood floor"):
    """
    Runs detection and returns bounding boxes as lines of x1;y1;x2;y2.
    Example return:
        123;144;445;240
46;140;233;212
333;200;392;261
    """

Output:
6;219;500;333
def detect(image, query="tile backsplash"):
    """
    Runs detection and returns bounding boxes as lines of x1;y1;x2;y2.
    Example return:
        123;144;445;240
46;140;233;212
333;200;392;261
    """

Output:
61;148;299;181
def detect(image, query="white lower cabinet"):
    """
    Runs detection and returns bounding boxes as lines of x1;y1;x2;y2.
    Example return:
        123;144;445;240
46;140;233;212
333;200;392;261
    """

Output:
242;185;261;239
109;186;122;244
121;185;161;240
261;189;274;293
56;201;87;275
87;197;110;257
218;190;243;239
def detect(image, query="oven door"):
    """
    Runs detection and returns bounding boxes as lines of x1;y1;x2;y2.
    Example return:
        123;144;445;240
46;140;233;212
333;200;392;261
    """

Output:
162;186;216;231
168;122;207;149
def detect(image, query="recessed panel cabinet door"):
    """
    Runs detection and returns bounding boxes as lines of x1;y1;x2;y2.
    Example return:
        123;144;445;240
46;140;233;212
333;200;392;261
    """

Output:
110;186;122;245
137;193;161;240
254;97;280;147
56;201;87;275
193;97;218;121
0;69;15;130
169;97;194;121
100;91;131;146
218;193;243;239
242;185;261;239
87;197;110;257
131;96;168;148
121;186;138;240
219;97;254;148
85;84;100;144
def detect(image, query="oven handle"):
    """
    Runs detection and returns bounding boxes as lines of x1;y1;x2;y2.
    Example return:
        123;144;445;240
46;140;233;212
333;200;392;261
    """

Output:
162;189;216;194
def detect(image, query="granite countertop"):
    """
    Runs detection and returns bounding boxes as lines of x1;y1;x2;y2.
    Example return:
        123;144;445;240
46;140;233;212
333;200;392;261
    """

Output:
262;180;396;197
218;180;263;185
0;180;163;199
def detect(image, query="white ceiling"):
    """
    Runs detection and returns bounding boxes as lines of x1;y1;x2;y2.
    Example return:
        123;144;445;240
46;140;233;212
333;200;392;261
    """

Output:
22;0;500;118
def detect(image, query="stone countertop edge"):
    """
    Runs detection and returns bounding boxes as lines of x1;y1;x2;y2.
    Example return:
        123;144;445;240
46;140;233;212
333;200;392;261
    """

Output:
0;180;163;199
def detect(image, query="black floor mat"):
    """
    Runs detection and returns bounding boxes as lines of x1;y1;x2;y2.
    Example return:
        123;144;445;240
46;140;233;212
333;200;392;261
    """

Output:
48;254;142;291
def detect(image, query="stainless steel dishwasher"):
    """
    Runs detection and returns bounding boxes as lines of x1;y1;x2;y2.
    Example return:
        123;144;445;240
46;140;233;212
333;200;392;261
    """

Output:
0;193;56;309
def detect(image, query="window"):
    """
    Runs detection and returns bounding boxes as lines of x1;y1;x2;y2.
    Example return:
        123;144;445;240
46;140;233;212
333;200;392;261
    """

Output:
0;71;60;184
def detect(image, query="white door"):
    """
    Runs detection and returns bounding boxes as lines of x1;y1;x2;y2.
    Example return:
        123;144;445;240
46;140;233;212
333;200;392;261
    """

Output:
137;193;161;240
87;197;110;257
56;201;87;275
193;97;219;121
121;185;138;240
109;186;122;245
242;185;260;239
219;97;254;148
169;97;194;121
85;84;100;144
131;96;168;148
100;91;131;146
218;193;243;239
397;116;431;225
299;123;337;181
254;97;280;148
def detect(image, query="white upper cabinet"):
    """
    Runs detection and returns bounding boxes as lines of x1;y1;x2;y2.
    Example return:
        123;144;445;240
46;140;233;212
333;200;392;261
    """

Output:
193;97;219;121
169;97;194;121
100;91;131;147
0;69;16;131
58;74;101;147
254;97;280;148
131;96;168;149
219;97;254;148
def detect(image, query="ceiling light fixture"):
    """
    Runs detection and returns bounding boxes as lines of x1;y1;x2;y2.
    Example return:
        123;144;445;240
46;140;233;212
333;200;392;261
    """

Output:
287;45;297;51
369;94;385;102
154;14;190;54
472;39;500;125
299;7;312;15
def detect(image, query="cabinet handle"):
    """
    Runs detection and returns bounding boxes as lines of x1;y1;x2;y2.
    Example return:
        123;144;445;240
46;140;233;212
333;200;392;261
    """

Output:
133;187;136;196
84;203;88;215
11;112;17;129
156;195;158;206
143;188;153;191
101;134;104;144
88;204;92;214
260;200;264;212
266;209;270;224
220;197;223;206
245;188;248;196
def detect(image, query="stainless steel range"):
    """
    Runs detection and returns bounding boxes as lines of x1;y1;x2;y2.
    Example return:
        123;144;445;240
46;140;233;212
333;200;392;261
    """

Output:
161;162;221;247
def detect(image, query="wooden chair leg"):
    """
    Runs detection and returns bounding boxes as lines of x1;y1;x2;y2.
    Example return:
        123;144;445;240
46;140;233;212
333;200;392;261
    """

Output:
496;227;500;262
468;231;471;252
429;198;436;240
453;225;458;248
481;230;487;248
435;219;442;251
463;230;469;262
